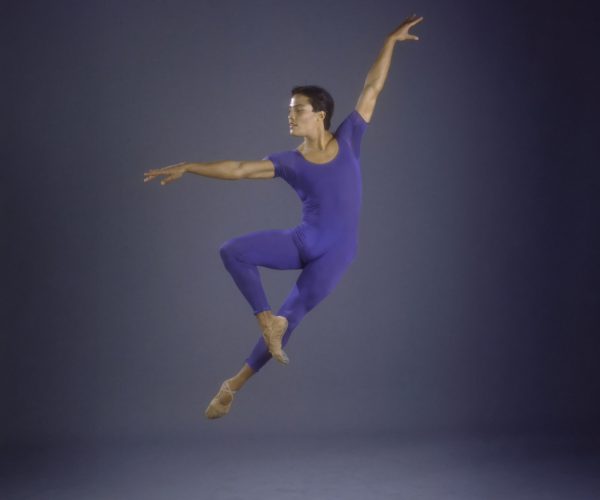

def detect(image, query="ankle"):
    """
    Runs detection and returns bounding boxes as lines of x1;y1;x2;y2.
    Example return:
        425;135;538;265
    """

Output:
227;377;243;392
255;310;273;328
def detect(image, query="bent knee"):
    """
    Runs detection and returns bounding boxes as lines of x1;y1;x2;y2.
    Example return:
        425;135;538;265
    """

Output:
218;239;237;262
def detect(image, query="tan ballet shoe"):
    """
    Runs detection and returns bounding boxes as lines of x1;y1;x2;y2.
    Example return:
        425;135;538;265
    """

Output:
204;380;237;419
262;315;289;365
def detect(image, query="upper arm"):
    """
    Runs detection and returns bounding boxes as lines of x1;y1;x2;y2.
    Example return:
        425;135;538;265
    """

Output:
237;159;276;180
355;84;379;123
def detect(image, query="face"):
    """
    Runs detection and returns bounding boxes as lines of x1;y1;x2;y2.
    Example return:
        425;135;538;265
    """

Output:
288;94;325;136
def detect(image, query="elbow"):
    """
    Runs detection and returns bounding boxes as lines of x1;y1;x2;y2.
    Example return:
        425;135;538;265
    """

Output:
232;162;246;180
369;82;384;96
363;83;382;98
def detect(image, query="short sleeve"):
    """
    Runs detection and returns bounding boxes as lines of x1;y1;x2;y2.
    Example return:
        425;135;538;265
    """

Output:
263;150;296;185
334;110;368;158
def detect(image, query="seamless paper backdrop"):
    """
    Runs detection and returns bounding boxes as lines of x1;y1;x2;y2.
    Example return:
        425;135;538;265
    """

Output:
3;0;599;444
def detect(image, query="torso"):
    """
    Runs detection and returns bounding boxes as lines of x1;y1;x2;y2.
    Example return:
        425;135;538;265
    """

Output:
269;109;368;261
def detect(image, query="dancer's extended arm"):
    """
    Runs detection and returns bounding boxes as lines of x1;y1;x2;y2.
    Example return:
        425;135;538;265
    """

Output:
355;14;423;123
143;159;275;185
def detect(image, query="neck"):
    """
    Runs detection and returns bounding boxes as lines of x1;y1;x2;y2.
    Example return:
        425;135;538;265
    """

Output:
302;127;333;152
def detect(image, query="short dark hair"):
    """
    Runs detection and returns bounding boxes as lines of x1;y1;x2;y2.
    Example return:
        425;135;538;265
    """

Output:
291;85;335;130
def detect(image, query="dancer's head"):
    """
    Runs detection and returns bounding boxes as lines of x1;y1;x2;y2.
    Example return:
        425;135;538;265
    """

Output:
288;85;334;136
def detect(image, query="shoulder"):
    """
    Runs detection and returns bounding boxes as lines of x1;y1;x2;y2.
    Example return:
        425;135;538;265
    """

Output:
335;110;368;134
263;150;297;180
347;109;369;127
333;110;369;158
334;110;368;142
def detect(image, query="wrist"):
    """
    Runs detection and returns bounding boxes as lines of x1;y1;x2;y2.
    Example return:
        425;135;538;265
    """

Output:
384;35;396;46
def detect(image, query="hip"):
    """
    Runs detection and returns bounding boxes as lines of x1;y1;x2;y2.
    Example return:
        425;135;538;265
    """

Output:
292;223;358;263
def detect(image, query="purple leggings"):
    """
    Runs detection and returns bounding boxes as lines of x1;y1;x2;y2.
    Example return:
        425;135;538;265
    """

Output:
219;227;356;372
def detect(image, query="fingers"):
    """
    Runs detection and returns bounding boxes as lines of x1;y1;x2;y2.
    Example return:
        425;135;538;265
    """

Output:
144;171;172;184
144;165;173;176
408;15;424;26
143;171;162;183
406;13;423;25
144;169;164;176
143;162;186;184
160;175;180;186
143;173;178;185
392;14;423;38
404;13;423;41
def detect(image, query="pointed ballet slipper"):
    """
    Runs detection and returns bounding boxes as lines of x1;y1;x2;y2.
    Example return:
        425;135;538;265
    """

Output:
205;380;237;419
262;315;290;365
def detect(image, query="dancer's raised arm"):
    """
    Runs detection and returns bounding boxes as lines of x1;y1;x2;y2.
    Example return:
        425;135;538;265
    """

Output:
143;159;275;185
355;14;423;123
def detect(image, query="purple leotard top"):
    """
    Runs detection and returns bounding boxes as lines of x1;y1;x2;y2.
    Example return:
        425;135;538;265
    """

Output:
266;110;368;262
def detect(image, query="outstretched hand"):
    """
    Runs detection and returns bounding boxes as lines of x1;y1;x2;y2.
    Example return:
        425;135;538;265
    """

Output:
143;161;188;186
388;13;423;42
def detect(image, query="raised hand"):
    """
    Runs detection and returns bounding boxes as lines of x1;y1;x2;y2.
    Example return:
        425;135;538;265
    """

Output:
388;13;423;42
143;161;188;185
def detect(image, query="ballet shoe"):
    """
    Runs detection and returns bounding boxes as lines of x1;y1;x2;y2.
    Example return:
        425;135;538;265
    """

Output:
204;380;237;419
262;315;290;365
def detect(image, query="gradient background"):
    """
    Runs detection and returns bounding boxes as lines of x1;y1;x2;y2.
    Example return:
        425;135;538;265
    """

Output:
3;0;600;496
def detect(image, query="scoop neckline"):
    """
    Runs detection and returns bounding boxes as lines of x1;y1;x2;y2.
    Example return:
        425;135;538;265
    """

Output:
295;138;340;166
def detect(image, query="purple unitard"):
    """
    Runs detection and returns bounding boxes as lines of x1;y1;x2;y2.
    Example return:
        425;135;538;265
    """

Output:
219;110;368;372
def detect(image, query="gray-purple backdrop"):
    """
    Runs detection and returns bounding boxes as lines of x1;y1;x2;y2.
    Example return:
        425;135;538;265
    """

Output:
3;0;599;445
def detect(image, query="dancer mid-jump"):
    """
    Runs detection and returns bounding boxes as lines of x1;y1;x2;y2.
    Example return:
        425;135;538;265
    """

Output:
144;14;423;419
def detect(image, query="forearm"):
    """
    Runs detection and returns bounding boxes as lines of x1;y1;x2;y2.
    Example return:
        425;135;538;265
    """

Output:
184;160;241;180
363;36;397;94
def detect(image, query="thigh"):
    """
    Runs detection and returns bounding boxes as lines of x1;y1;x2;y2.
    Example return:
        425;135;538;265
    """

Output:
220;228;304;270
294;245;355;311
